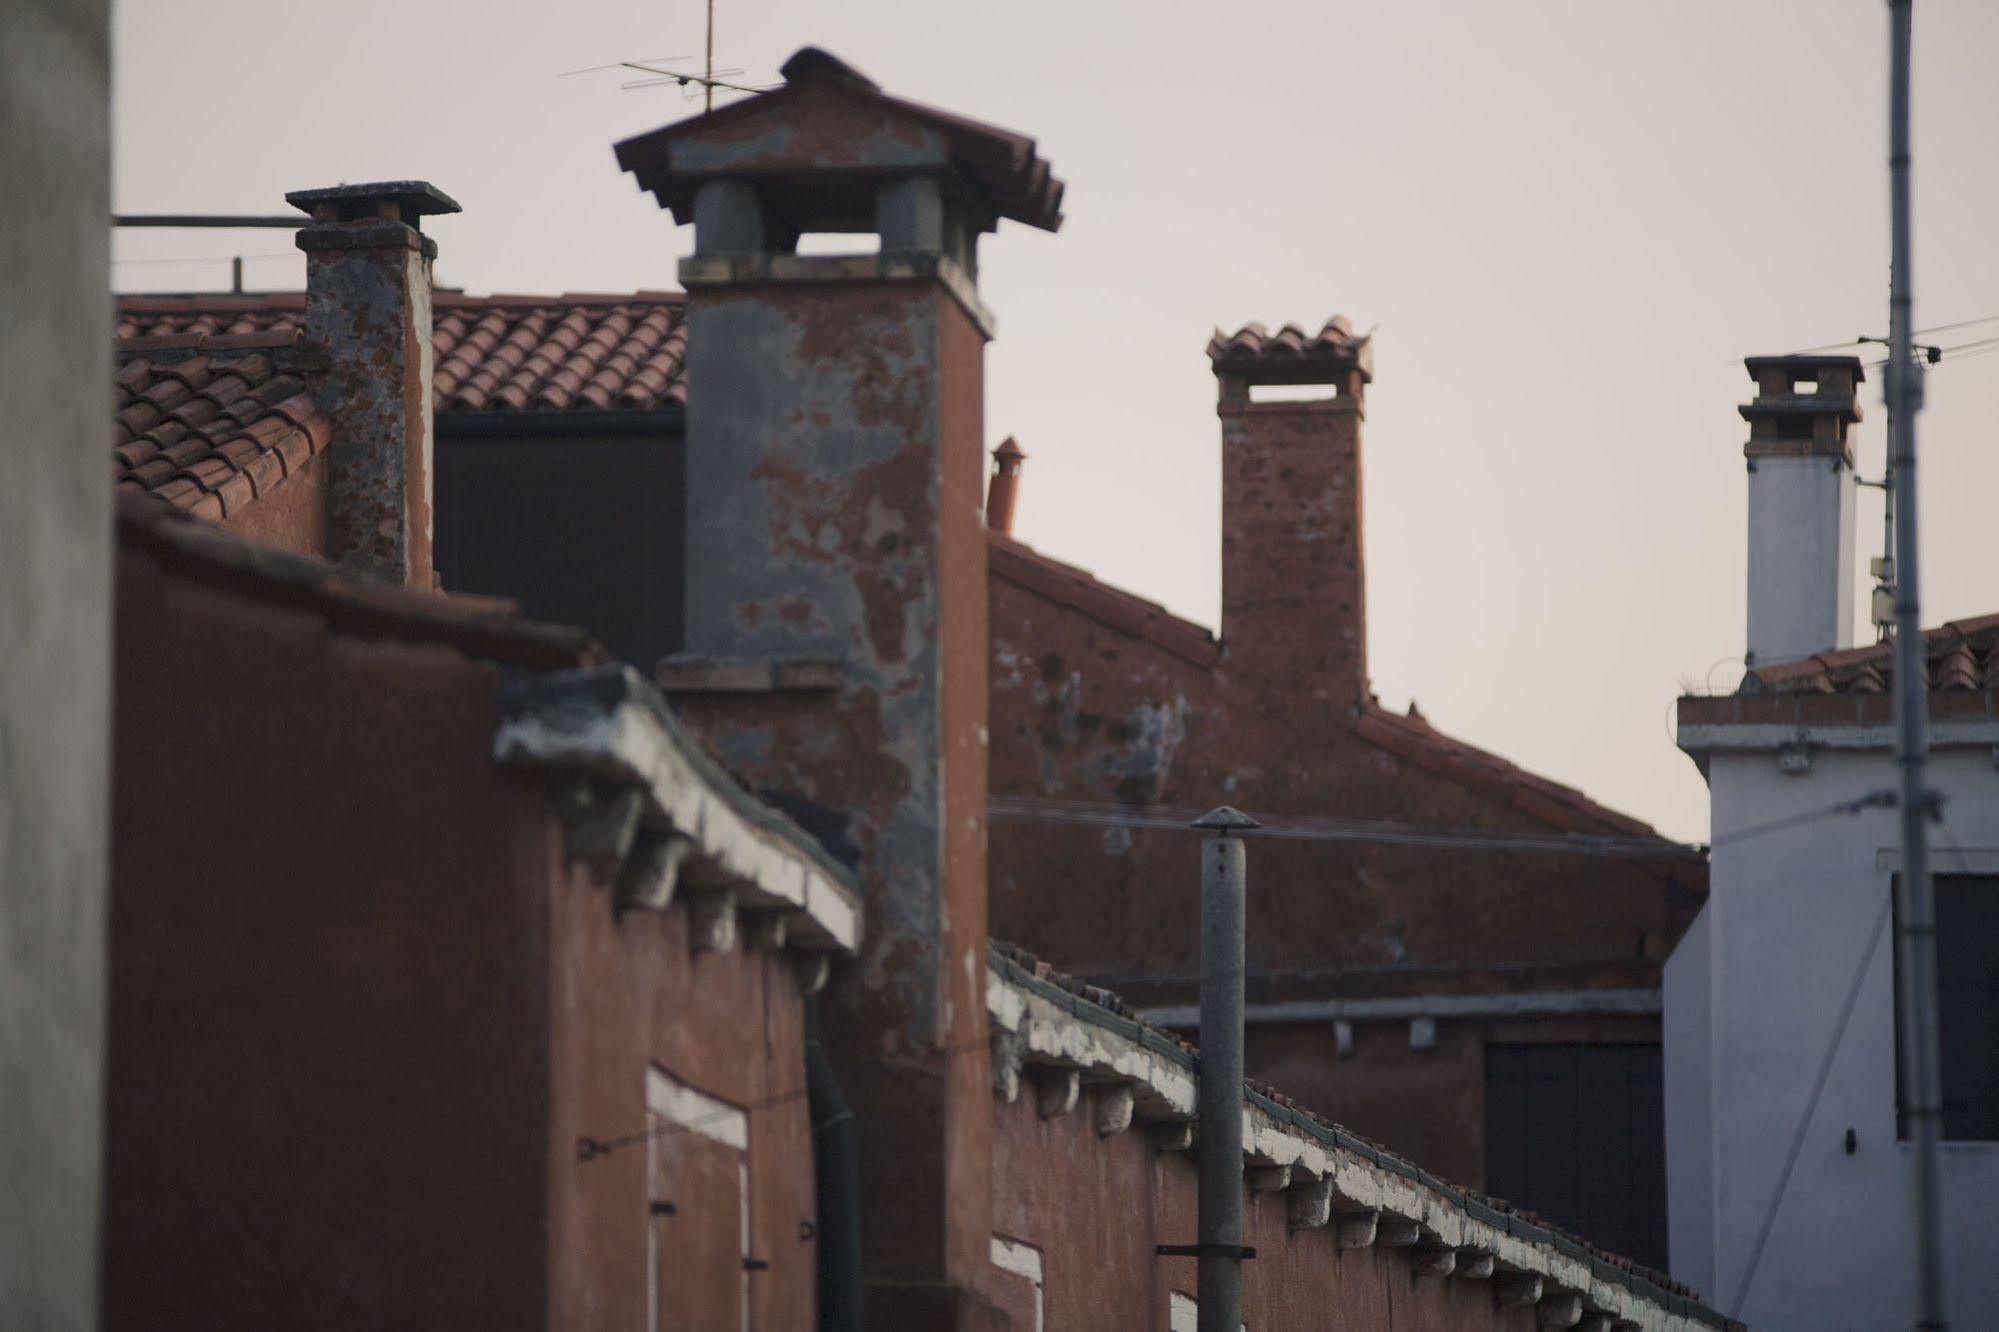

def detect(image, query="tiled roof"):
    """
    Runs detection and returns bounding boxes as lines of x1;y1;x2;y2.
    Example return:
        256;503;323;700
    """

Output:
116;292;689;414
113;330;333;520
1356;703;1665;841
1744;614;1999;696
988;531;1222;668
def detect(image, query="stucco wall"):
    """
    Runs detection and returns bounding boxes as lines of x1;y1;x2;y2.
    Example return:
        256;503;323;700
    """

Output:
0;1;111;1325
1667;742;1999;1327
992;1088;1545;1330
546;860;819;1330
104;545;555;1330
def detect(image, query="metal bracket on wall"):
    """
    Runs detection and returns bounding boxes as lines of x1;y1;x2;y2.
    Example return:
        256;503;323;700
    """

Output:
1154;1243;1256;1260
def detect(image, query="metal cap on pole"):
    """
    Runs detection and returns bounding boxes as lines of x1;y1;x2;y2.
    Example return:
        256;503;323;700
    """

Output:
1192;806;1258;1332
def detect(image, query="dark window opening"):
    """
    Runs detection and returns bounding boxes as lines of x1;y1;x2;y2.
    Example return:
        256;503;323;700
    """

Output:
1484;1044;1667;1271
1895;873;1999;1141
434;431;686;671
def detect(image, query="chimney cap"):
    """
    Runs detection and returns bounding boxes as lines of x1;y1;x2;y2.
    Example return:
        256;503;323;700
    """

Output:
777;46;881;93
614;47;1064;234
1208;317;1373;386
1742;353;1866;379
993;436;1026;465
286;181;462;227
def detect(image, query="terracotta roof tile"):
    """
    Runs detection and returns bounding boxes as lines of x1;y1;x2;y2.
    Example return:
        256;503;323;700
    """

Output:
1744;617;1999;697
118;291;689;415
1207;317;1371;373
113;332;333;517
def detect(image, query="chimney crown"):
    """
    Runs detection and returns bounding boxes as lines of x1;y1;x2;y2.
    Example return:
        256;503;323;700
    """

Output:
286;180;460;227
613;47;1064;237
1208;317;1373;387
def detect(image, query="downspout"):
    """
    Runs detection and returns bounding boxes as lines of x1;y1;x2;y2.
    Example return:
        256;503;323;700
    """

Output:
804;993;862;1331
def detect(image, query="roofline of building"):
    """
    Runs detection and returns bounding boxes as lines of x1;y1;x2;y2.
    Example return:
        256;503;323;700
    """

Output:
117;490;598;670
494;665;862;954
988;942;1735;1331
436;408;686;438
1138;987;1663;1028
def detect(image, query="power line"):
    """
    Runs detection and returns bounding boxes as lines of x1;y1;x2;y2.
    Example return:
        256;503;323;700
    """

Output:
989;795;1702;860
577;1032;1000;1162
1781;313;1999;357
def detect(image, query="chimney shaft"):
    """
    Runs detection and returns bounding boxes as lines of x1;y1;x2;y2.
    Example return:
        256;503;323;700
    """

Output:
1740;355;1863;665
289;181;459;589
986;437;1026;534
1210;320;1374;718
617;48;1063;1318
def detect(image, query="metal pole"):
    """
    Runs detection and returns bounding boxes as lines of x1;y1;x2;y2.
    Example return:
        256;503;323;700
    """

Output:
1193;806;1258;1332
1886;3;1946;1327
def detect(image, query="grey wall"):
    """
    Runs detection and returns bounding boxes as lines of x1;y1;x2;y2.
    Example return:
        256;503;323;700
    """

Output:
1;1;112;1326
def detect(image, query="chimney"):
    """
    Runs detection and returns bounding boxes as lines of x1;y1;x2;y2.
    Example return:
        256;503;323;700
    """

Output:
1740;354;1862;666
288;181;459;589
1209;319;1374;717
617;48;1062;1322
986;437;1026;534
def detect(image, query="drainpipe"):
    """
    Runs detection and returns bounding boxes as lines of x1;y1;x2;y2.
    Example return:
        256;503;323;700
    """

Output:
1192;806;1259;1332
804;992;863;1332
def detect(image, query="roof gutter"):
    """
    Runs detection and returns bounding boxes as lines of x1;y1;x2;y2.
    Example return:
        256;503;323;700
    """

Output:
1139;988;1662;1029
437;407;685;439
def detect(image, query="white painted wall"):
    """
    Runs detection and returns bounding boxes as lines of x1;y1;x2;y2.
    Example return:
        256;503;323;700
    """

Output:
1745;455;1855;666
1666;740;1999;1328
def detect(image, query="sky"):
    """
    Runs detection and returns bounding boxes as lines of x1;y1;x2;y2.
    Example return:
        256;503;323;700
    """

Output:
113;0;1999;843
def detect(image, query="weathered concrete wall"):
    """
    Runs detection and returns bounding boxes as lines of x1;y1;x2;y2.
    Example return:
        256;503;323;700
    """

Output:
673;271;996;1321
1670;744;1999;1328
103;545;553;1330
0;1;111;1324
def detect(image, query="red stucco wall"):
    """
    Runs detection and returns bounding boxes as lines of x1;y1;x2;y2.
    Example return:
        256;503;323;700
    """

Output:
104;541;554;1330
992;1089;1542;1330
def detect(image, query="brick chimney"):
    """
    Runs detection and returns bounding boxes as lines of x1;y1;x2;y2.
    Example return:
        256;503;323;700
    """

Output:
1209;319;1374;717
986;436;1026;534
1740;354;1862;666
288;181;459;589
617;48;1062;1324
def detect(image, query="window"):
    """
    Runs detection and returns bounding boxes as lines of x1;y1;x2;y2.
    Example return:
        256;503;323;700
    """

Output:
1896;874;1999;1141
1483;1044;1667;1270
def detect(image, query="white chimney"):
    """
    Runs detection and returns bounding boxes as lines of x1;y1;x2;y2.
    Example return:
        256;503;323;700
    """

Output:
1741;354;1862;666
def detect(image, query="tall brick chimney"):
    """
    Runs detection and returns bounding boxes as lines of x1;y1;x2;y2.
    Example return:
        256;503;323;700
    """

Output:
1209;319;1374;717
617;48;1062;1325
1740;354;1861;665
288;181;459;589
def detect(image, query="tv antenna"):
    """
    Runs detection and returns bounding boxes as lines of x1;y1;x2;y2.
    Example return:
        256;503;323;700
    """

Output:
562;5;770;108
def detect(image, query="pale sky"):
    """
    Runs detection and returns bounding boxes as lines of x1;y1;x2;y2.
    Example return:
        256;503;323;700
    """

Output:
113;0;1999;843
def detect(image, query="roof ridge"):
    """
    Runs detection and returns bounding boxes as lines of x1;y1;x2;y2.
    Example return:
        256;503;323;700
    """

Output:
987;530;1221;668
1355;703;1666;842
